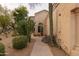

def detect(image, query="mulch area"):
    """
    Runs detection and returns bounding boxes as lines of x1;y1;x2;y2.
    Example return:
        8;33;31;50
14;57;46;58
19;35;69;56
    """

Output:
6;39;36;56
0;32;36;56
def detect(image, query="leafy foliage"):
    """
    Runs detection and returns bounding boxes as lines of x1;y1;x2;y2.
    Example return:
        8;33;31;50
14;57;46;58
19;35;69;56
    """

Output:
0;43;5;56
12;36;27;49
26;18;35;42
13;5;28;22
12;5;35;48
16;20;28;35
0;15;10;30
13;5;35;42
15;18;35;42
26;18;35;35
0;5;11;33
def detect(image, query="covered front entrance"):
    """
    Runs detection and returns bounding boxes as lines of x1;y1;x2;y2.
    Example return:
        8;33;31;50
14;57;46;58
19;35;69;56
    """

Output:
38;23;43;36
71;8;79;48
71;8;79;55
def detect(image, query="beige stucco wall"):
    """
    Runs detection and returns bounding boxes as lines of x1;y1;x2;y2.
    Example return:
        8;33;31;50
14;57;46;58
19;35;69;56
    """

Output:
44;15;50;36
53;3;79;55
46;16;50;35
34;10;49;35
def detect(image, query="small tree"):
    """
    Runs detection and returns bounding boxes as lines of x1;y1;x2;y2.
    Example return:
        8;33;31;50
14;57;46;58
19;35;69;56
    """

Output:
15;18;35;42
13;5;28;22
16;20;28;35
13;5;28;35
0;5;11;33
27;17;35;42
13;5;35;44
0;15;10;32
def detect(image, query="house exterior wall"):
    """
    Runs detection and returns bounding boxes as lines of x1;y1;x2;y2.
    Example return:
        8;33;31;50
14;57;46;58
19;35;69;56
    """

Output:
34;10;49;36
44;15;50;36
53;3;79;55
46;16;50;35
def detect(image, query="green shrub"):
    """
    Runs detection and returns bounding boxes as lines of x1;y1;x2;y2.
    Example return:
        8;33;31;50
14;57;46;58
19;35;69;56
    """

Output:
16;20;28;35
12;36;28;49
0;43;5;56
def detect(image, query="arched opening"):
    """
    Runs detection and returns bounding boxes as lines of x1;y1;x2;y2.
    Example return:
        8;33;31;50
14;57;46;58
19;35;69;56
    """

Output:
71;7;79;49
38;23;43;36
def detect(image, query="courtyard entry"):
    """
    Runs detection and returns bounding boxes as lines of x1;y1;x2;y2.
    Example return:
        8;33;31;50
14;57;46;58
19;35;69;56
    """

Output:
71;8;79;49
38;23;43;36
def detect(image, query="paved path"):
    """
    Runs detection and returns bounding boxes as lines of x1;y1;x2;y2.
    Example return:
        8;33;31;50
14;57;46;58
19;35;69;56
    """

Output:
31;36;53;56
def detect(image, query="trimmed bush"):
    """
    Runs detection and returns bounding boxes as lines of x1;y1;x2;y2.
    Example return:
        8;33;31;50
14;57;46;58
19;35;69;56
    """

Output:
0;43;5;56
12;36;28;49
16;20;28;35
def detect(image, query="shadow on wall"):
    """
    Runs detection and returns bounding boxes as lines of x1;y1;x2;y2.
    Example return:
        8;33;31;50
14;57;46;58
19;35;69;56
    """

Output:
41;35;70;55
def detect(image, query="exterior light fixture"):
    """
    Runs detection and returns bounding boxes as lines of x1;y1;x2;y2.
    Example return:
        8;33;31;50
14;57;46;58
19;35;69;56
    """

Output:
59;13;61;16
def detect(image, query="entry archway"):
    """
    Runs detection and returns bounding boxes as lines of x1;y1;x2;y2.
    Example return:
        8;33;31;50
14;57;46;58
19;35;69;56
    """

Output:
38;23;43;36
71;7;79;49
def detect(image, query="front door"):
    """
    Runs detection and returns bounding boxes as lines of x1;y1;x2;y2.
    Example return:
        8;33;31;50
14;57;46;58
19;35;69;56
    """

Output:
76;12;79;45
38;24;43;36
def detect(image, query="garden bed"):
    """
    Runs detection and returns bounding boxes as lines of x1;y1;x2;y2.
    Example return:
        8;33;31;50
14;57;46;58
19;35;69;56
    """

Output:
0;32;36;56
6;39;35;56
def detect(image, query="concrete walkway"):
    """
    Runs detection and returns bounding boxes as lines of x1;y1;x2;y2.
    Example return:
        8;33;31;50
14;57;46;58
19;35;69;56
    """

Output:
31;36;53;56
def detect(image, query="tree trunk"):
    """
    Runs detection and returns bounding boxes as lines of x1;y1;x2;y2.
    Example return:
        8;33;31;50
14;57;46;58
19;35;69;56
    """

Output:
49;3;53;45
